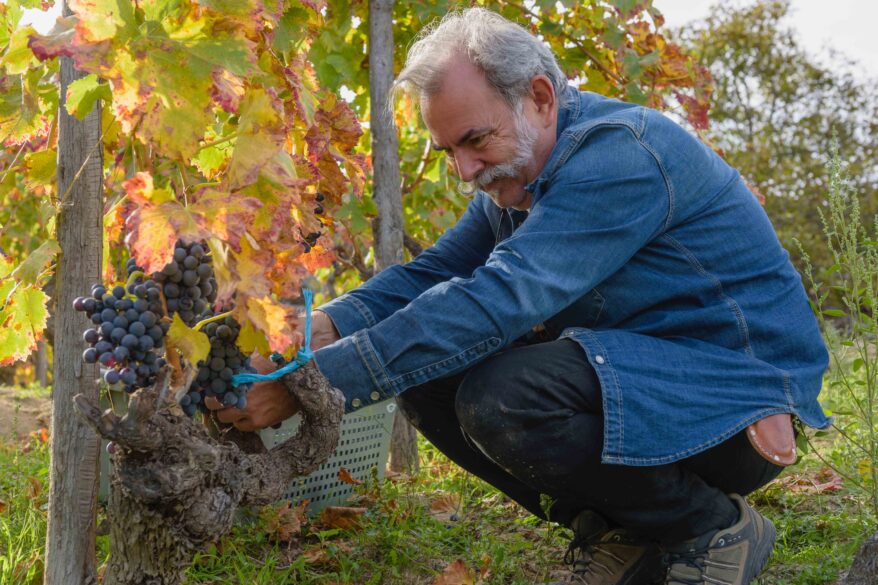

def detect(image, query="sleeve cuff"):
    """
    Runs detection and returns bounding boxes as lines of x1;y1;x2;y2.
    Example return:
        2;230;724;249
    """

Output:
312;330;398;412
316;294;378;338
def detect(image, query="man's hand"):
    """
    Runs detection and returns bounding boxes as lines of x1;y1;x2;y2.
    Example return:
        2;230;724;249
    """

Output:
205;310;341;432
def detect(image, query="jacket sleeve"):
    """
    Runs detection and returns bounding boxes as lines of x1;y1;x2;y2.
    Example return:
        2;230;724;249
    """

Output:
317;193;497;336
315;126;673;411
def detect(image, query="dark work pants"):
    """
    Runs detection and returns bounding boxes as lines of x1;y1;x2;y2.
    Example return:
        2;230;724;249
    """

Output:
395;338;783;543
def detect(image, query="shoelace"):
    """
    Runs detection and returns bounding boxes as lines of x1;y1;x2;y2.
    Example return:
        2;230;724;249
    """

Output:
664;551;713;585
564;533;627;577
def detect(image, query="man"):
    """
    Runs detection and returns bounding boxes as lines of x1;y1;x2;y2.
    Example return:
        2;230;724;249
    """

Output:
211;8;829;585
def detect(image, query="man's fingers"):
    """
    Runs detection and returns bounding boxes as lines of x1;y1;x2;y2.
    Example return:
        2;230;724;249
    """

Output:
204;395;225;411
216;407;245;425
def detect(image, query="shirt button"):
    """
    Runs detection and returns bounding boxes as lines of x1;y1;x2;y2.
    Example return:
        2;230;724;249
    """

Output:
595;355;606;365
370;391;380;401
351;398;362;408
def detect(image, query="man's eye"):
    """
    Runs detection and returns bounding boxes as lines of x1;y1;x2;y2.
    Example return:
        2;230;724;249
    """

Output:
472;134;491;148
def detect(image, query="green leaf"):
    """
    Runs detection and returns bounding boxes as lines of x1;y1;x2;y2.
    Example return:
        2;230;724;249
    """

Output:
0;285;49;366
65;73;111;120
10;240;60;284
1;25;38;74
167;313;211;367
24;149;57;187
822;309;846;317
852;358;864;372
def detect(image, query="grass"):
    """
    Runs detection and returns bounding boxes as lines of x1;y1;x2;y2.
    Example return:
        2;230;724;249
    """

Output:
0;408;871;585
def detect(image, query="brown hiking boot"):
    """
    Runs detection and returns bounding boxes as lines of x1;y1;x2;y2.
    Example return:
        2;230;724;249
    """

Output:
551;510;665;585
663;494;776;585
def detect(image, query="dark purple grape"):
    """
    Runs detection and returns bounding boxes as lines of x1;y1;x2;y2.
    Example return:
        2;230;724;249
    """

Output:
83;298;96;313
83;347;98;363
220;367;233;381
179;310;194;323
197;367;210;382
147;287;160;301
180;394;192;407
183;255;197;270
212;378;229;394
128;321;146;337
121;334;139;349
132;350;146;361
113;346;129;361
190;243;204;258
133;284;147;298
133;299;149;312
209;357;225;372
182;270;198;287
111;327;126;343
196;264;212;278
104;369;120;385
138;336;155;351
112;285;126;299
117;299;133;311
169;271;183;284
186;286;201;299
173;247;187;263
83;329;99;344
99;352;115;366
179;297;194;311
148;326;164;342
162;261;179;276
119;368;137;385
222;392;238;406
90;313;102;325
236;394;247;409
188;391;202;405
101;308;116;323
164;283;180;298
93;286;106;300
143;351;157;364
124;308;139;322
99;322;114;337
216;325;231;339
113;315;129;329
102;295;117;308
183;403;197;417
136;364;151;377
73;297;87;311
95;340;114;354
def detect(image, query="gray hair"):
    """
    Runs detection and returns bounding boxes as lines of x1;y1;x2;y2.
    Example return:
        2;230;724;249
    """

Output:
394;8;568;109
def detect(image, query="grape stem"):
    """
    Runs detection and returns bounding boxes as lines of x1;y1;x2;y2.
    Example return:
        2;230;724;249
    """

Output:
193;310;233;332
125;270;145;289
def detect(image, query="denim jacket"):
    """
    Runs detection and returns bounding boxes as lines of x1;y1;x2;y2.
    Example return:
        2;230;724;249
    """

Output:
313;88;830;466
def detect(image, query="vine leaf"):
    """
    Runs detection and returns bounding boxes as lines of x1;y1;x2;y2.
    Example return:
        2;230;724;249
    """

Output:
166;313;210;369
0;286;49;366
66;73;112;120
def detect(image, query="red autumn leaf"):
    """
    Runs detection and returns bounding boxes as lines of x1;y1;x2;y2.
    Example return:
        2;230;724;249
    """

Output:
430;493;462;523
261;500;309;542
431;559;476;585
317;506;366;531
337;467;363;486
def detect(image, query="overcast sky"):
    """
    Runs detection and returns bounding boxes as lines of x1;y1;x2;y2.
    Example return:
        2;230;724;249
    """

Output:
657;0;878;78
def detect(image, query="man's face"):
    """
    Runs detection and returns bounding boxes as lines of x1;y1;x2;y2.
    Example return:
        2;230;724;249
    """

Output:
421;57;549;211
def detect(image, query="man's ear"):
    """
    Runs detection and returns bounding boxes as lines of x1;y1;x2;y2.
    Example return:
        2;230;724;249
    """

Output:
529;75;556;128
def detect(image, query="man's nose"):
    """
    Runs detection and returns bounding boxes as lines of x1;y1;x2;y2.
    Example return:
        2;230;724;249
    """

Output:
453;153;485;183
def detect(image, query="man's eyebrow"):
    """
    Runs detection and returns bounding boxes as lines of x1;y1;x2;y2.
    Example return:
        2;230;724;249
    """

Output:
431;127;492;151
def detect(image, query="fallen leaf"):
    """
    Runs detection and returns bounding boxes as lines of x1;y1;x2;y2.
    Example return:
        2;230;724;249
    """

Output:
261;499;308;542
338;466;363;486
432;559;475;585
302;541;352;566
27;476;42;501
775;467;843;495
430;492;462;522
0;498;7;513
318;506;366;530
39;427;49;443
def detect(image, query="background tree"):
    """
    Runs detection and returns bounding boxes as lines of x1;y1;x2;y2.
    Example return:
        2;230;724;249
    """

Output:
677;0;878;286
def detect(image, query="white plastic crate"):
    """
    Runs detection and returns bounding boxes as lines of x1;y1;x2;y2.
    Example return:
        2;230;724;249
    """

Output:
259;400;396;512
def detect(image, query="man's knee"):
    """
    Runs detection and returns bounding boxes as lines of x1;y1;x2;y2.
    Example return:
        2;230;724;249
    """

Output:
455;351;523;442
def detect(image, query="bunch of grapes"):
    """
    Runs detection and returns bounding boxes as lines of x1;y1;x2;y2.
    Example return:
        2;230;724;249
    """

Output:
74;279;168;392
78;240;264;417
184;316;256;417
141;241;218;327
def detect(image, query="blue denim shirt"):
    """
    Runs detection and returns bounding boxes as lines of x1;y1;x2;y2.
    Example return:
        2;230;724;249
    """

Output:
313;88;830;466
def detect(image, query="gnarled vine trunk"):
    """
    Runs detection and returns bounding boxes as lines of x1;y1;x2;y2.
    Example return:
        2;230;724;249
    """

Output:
74;367;344;585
